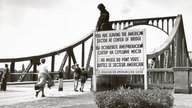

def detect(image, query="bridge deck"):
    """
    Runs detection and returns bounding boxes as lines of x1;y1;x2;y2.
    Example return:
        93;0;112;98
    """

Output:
0;80;92;107
0;80;192;108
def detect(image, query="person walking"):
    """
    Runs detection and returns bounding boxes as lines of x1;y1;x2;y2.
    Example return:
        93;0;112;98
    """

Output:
73;63;81;92
0;64;9;91
80;67;88;92
35;58;52;97
96;3;112;31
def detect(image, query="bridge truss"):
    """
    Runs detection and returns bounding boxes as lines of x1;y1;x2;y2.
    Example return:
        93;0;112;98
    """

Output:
0;15;191;89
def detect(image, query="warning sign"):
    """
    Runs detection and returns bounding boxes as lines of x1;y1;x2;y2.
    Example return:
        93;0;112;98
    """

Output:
94;29;146;75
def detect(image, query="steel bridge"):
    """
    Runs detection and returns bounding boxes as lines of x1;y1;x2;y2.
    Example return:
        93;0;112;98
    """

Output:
0;15;191;92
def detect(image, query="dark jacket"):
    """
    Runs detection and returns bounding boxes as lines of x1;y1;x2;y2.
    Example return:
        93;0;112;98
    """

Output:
80;70;88;83
96;9;110;31
74;67;81;80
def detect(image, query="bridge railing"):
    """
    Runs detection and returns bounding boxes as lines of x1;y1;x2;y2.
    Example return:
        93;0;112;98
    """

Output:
109;16;177;35
148;68;174;84
1;68;174;89
115;68;174;89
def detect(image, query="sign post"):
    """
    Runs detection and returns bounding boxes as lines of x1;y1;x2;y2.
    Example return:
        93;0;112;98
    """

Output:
93;29;147;90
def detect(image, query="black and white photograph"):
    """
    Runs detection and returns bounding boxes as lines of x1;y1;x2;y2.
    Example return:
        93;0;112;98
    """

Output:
0;0;192;107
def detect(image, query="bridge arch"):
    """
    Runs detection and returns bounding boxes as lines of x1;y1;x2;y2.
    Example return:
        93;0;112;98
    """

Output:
0;15;191;92
124;24;169;35
110;16;176;35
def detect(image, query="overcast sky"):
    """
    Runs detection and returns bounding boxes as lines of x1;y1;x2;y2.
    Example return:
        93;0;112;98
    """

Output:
0;0;192;68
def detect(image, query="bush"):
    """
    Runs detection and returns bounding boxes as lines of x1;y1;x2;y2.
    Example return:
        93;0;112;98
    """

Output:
93;88;174;108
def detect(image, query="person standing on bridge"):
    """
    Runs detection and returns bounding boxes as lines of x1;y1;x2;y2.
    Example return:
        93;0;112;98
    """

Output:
80;67;88;92
73;63;81;92
96;3;112;31
0;64;9;91
35;58;52;97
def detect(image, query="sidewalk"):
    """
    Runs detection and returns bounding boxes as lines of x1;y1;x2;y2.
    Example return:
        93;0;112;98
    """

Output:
1;80;192;108
0;80;93;107
174;94;192;108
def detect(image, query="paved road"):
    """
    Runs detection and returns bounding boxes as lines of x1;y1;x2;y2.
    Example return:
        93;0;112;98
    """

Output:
1;80;192;108
174;93;192;108
0;80;92;106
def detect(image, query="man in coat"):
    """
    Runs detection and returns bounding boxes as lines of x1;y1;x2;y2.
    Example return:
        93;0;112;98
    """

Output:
96;3;112;31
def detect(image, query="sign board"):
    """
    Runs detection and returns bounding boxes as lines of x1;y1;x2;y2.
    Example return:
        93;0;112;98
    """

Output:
94;29;146;75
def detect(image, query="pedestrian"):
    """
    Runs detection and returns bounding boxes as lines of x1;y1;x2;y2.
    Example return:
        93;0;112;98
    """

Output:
80;67;88;92
35;58;52;97
0;64;9;91
73;63;81;92
96;3;112;31
150;58;156;68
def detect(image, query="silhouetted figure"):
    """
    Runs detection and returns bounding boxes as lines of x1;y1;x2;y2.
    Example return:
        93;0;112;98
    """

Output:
96;3;112;31
73;63;81;92
1;64;9;91
80;67;88;92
